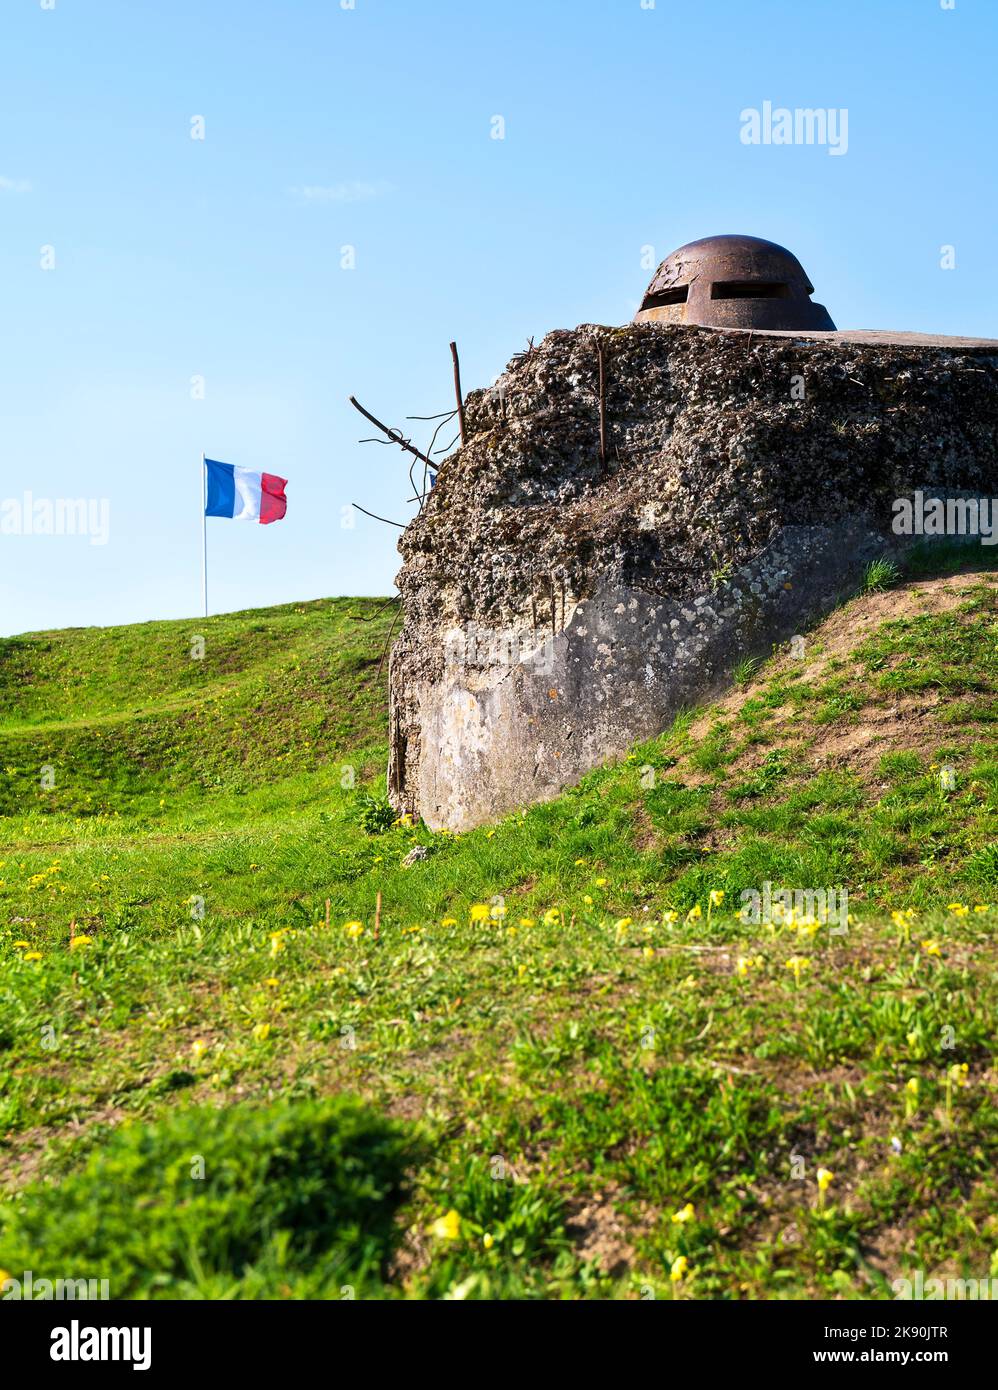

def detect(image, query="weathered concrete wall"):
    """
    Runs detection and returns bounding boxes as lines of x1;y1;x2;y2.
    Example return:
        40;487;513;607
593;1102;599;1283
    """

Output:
389;323;998;830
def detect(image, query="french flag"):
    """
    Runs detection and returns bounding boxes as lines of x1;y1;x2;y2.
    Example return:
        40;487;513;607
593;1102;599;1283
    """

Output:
204;459;287;525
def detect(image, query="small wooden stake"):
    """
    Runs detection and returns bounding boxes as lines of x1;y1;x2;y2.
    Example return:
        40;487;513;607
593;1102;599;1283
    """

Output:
325;898;330;930
450;341;467;446
374;890;382;940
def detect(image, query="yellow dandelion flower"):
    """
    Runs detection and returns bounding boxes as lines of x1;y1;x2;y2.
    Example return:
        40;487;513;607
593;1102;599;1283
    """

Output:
816;1167;834;1192
23;951;42;961
542;908;562;926
252;1022;271;1042
671;1203;695;1224
429;1208;461;1241
344;921;364;939
469;904;490;923
69;935;93;950
191;1040;208;1060
594;877;608;888
709;890;724;907
670;1255;689;1282
921;939;941;957
785;955;811;982
482;1232;495;1251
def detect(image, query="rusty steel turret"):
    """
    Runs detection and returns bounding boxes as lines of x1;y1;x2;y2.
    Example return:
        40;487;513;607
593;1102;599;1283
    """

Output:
634;234;835;332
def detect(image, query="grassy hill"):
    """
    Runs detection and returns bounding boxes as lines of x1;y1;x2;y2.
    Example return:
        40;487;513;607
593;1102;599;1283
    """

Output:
1;556;997;1300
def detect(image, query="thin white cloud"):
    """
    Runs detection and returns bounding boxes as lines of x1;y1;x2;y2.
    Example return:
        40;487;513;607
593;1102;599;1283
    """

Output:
0;176;32;194
290;180;391;204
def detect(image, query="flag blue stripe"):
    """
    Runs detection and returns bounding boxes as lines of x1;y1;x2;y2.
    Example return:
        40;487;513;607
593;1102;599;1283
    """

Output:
205;459;235;518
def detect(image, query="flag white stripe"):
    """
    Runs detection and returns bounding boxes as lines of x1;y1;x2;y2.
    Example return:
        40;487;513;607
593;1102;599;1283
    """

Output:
231;466;262;521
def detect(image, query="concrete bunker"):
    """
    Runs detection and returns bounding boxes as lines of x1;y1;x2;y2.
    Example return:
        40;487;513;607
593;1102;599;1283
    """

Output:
388;248;997;831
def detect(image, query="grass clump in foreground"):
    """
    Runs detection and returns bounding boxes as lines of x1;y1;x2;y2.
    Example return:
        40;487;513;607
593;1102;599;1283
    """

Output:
0;1096;422;1299
1;565;998;1299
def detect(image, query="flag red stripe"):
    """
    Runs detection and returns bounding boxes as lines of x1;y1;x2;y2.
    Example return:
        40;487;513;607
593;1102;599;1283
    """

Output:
259;472;287;525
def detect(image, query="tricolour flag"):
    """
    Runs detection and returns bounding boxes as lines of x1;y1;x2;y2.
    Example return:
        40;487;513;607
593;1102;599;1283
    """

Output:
204;459;287;524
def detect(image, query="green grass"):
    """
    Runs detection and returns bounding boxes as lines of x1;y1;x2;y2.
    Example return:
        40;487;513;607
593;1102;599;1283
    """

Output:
2;576;998;1300
0;1095;421;1299
732;655;762;688
862;556;901;594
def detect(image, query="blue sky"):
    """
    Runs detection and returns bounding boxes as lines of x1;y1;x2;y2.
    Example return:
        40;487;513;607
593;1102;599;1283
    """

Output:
1;0;994;636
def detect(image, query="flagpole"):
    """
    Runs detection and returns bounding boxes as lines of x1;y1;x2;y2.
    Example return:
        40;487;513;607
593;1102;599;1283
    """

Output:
201;452;207;619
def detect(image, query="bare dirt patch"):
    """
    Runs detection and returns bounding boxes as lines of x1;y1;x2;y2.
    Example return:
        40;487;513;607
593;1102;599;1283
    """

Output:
679;573;997;799
565;1186;637;1276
